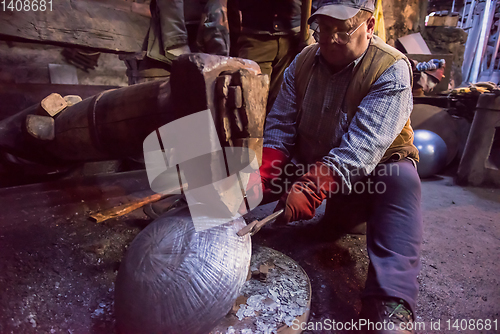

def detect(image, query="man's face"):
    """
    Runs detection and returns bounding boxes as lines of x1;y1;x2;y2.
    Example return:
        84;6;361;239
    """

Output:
316;15;375;70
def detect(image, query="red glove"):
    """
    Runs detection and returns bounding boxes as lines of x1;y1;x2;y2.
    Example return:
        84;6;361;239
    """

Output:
245;147;288;208
275;161;339;224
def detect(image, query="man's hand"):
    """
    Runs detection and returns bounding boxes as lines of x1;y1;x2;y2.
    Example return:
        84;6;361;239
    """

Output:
274;161;339;225
243;147;288;211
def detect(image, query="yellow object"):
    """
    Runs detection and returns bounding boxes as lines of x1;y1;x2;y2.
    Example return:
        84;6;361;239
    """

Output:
373;0;386;42
449;81;499;95
90;193;165;223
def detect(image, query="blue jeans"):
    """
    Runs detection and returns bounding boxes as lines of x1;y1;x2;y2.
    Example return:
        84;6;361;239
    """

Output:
325;159;423;312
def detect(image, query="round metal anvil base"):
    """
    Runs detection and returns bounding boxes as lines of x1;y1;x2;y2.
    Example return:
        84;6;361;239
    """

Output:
211;245;312;334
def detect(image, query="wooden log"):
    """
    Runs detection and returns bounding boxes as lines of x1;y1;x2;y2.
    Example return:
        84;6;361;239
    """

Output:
0;0;150;53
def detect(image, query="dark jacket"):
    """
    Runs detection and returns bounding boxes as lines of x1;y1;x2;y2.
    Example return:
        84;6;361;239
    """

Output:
238;0;302;35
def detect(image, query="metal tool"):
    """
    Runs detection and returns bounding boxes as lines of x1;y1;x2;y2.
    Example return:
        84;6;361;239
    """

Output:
237;209;284;237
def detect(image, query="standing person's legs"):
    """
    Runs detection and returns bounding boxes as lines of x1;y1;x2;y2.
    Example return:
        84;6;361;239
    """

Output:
362;159;423;313
154;0;189;50
237;34;277;80
266;35;300;113
237;34;300;114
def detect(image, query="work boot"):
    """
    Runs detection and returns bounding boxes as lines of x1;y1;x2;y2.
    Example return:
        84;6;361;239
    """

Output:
359;297;415;334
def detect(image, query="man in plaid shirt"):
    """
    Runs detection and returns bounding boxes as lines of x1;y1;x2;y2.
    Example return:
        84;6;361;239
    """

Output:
251;1;423;333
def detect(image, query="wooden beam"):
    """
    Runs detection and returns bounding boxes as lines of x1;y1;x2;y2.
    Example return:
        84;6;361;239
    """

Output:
0;0;150;53
84;0;151;18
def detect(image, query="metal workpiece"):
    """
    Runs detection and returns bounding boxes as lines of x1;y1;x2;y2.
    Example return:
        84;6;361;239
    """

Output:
0;53;269;167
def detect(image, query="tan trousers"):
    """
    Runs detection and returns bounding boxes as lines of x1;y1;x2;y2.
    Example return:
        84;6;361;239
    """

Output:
237;34;300;114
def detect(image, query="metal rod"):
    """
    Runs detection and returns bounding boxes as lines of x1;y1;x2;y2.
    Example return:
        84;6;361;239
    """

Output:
462;13;481;83
469;0;494;83
485;0;497;43
466;0;476;28
451;0;456;13
489;25;500;71
482;0;498;74
459;0;466;28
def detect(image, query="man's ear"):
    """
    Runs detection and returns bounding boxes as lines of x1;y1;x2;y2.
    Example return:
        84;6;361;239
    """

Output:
366;16;375;39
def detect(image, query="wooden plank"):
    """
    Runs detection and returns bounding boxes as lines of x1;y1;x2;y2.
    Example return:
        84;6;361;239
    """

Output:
84;0;151;18
0;0;150;53
427;15;460;27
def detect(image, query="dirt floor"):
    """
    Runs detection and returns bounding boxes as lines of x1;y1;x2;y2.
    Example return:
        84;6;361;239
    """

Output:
0;173;499;334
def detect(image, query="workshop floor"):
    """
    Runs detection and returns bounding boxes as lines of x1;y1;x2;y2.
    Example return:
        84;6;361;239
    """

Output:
0;175;498;334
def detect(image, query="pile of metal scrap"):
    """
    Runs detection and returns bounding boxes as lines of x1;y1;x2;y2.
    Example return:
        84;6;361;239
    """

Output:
211;246;312;334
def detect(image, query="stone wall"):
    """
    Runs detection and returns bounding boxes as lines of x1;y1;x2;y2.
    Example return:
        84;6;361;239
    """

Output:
422;27;468;86
0;41;128;87
382;0;428;46
381;0;467;87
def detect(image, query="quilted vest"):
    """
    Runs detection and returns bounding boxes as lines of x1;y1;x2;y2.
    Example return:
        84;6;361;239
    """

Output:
294;35;419;164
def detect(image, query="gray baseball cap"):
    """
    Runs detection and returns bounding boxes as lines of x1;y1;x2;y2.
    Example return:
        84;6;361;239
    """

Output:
308;0;375;23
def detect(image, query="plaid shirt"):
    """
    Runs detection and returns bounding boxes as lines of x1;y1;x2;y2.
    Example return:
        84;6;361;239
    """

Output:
263;49;413;192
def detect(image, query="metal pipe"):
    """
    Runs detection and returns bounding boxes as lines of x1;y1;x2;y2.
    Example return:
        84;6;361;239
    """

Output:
489;24;500;71
462;13;481;83
484;0;497;45
466;0;476;29
459;0;466;28
481;0;498;74
459;0;467;29
451;0;456;13
469;0;493;83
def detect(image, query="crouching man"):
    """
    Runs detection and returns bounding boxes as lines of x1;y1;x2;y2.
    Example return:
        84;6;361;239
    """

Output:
249;1;423;333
